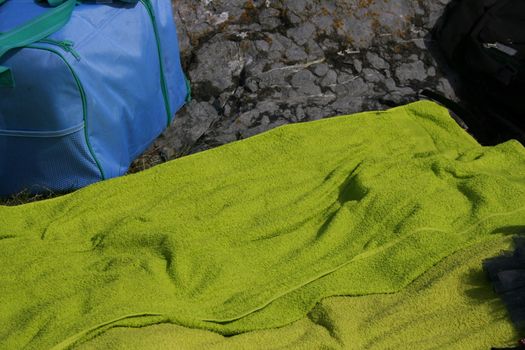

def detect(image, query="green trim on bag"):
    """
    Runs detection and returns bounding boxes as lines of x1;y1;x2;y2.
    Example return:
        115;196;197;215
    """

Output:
139;0;172;126
185;75;192;102
0;66;14;87
0;0;76;87
26;45;106;180
39;0;139;6
45;0;70;6
0;122;84;138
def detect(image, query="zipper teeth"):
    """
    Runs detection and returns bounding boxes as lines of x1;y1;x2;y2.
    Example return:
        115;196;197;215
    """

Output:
25;45;106;180
38;38;81;60
139;0;172;126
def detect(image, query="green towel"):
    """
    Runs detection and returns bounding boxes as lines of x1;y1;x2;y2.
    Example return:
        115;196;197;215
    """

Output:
1;101;524;349
75;236;519;350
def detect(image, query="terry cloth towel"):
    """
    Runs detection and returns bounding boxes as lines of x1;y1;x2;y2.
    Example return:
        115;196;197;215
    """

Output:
1;100;525;349
75;236;520;350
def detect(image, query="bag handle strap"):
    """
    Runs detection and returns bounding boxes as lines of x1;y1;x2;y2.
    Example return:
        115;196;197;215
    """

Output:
0;0;77;87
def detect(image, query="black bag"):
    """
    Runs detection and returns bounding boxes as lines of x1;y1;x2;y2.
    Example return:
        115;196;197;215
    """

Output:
433;0;525;129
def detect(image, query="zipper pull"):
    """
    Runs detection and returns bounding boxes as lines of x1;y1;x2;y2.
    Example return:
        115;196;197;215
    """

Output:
483;42;518;56
59;40;81;61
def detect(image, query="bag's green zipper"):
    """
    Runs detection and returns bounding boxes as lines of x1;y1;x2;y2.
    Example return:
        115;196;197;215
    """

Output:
185;75;192;102
139;0;172;126
39;38;81;61
25;44;106;180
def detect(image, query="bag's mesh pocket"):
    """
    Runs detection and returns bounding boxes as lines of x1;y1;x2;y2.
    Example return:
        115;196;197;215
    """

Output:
0;127;102;197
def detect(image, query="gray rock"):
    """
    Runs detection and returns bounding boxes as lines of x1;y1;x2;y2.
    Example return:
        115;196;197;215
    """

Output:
330;96;364;115
353;59;363;73
272;33;295;49
425;1;448;29
245;78;259;93
436;77;457;99
159;146;176;160
259;8;282;30
383;92;412;105
320;38;339;51
313;63;329;77
308;93;337;106
269;37;286;53
337;72;355;84
222;103;232;117
285;45;308;62
258;68;291;89
256;101;279;114
343;77;370;98
295;105;306;120
305;40;325;60
320;70;338;87
413;38;427;50
284;0;308;14
287;23;316;46
366;52;390;70
384;78;398;91
257;115;271;130
291;70;322;95
395;61;428;83
311;15;334;35
237;110;260;127
159;101;220;155
255;40;270;52
291;70;314;88
286;12;303;25
189;39;244;93
268;50;283;61
304;106;325;120
362;68;384;83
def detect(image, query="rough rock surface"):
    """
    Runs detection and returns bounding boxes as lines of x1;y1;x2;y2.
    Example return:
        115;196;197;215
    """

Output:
131;0;458;171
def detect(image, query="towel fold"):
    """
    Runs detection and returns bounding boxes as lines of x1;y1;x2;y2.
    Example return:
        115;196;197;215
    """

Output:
75;236;519;350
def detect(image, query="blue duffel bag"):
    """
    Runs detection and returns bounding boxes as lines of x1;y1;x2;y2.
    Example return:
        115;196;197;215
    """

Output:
0;0;190;197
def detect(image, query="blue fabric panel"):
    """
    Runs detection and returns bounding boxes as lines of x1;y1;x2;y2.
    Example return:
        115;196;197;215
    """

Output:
45;3;127;45
0;1;49;32
65;2;168;178
0;128;101;196
0;47;83;131
0;0;188;196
